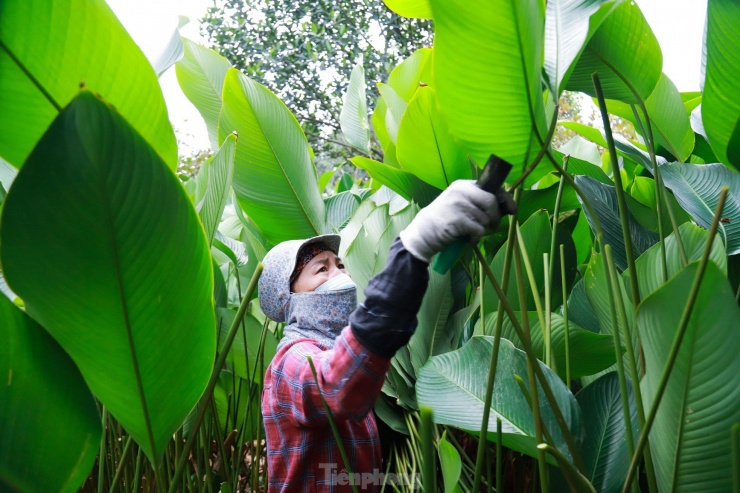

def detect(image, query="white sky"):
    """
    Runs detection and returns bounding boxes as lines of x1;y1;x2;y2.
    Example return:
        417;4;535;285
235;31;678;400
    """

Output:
106;0;707;154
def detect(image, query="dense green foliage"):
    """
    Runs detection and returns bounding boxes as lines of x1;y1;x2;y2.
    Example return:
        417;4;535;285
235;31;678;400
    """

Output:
1;0;739;492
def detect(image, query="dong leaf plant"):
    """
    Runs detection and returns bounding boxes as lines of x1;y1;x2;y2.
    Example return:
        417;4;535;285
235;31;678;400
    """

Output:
0;0;738;491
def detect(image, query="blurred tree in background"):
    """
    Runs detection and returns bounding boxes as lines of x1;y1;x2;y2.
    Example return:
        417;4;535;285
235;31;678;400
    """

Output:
201;0;432;171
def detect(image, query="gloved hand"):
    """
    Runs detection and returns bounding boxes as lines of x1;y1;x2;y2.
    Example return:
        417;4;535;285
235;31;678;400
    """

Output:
399;180;517;263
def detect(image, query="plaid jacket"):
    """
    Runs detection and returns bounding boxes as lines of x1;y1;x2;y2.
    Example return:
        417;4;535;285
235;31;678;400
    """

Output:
262;238;430;492
262;327;390;492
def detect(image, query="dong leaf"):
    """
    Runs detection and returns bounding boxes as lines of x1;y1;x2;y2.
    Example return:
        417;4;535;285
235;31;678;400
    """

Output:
325;191;362;232
150;16;187;78
575;372;638;493
701;1;740;170
416;336;581;462
0;91;216;462
220;69;326;244
575;175;659;270
339;62;370;153
0;295;101;493
658;162;740;255
635;222;726;299
199;133;236;246
566;1;662;103
396;87;471;189
0;0;176;169
387;48;433;102
350;156;439;207
429;0;548;172
544;0;623;96
382;0;432;19
176;38;232;151
638;262;740;491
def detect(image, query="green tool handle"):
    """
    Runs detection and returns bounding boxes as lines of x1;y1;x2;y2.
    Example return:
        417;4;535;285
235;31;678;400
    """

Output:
432;156;513;274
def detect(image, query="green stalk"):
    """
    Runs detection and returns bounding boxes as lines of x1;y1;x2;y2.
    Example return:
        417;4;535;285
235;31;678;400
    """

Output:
560;245;571;387
632;103;688;268
622;188;729;493
544;253;553;369
509;105;562;191
470;189;521;493
496;418;503;493
605;247;658;493
480;260;487;334
98;407;108;493
513;374;556;447
733;423;740;493
132;447;143;493
306;355;360;493
547;156;570;368
514;245;549;493
420;406;437;492
473;247;585;473
109;436;134;493
592;73;641;307
168;263;264;493
515;224;547;342
537;445;596;493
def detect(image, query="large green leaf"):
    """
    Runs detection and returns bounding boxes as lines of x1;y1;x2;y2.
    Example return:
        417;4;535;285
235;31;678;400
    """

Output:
325;191;362;232
575;175;659;271
0;0;176;169
429;0;547;171
387;48;433;103
701;1;740;170
339;62;370;153
0;92;215;462
199;134;236;246
219;69;326;244
638;262;740;491
628;176;691;236
350;156;439;207
151;17;187;78
635;222;727;299
575;372;638;493
603;73;694;161
566;1;662;103
658;162;740;255
416;336;581;462
567;277;601;333
0;295;101;492
477;311;616;380
544;0;623;96
382;0;432;19
176;38;232;151
396;87;470;189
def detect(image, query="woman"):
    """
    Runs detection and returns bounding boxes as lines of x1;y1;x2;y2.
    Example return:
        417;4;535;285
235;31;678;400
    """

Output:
259;181;515;492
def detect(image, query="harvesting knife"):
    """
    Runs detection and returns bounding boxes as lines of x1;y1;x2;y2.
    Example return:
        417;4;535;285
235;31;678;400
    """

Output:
432;154;513;274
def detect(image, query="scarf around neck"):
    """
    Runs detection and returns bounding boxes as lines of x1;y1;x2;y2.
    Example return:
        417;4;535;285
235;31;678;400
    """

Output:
277;286;358;351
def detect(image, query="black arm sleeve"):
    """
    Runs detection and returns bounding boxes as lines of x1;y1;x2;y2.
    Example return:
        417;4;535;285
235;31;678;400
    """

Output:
349;237;430;359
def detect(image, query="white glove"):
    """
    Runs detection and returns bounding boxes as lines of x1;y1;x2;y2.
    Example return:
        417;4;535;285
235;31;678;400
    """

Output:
400;180;516;263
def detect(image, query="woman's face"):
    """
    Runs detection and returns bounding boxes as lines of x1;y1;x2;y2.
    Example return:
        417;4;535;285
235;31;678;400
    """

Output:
292;250;349;293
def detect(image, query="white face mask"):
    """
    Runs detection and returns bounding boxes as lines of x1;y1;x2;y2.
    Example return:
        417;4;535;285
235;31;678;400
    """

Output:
314;273;356;292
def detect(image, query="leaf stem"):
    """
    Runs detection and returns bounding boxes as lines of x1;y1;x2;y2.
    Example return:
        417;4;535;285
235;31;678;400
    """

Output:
420;406;437;492
560;245;571;387
621;187;729;493
592;73;641;307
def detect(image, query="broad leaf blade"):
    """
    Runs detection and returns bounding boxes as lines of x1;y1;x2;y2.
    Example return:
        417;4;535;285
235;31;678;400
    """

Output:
396;86;471;189
638;262;740;491
350;156;439;207
701;1;740;170
219;69;326;244
566;1;662;103
658;162;740;255
199;134;236;246
416;336;581;462
0;295;101;493
575;372;638;493
0;0;177;168
0;91;216;462
339;62;370;152
176;38;232;151
544;0;623;96
382;0;432;19
429;0;547;171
